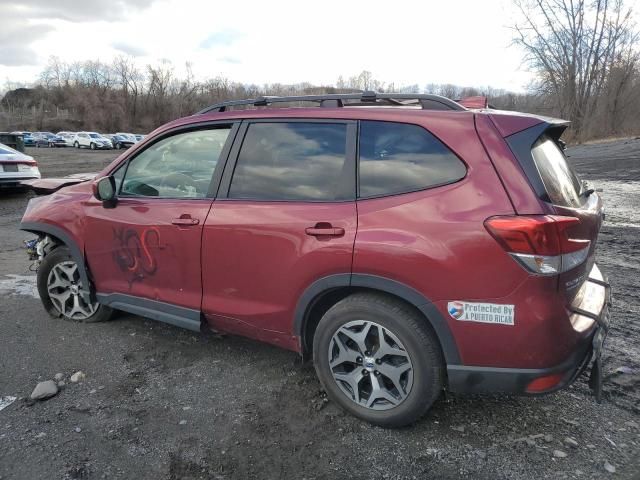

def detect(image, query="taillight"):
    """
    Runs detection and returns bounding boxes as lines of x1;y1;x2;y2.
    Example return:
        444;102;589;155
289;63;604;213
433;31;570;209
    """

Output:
485;215;590;275
17;162;39;173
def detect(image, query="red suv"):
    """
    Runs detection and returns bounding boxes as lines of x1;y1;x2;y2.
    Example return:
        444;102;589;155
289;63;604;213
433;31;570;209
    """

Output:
21;93;610;427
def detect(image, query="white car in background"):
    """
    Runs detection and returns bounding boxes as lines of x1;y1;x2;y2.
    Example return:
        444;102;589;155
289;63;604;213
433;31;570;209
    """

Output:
0;142;41;188
72;132;113;150
56;131;76;147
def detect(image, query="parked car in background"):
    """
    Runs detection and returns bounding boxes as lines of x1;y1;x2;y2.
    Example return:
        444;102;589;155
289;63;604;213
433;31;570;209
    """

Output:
0;142;40;187
108;134;135;150
73;132;113;150
33;132;67;148
11;132;35;147
116;132;138;143
57;132;76;147
23;133;36;146
134;134;145;142
20;92;609;427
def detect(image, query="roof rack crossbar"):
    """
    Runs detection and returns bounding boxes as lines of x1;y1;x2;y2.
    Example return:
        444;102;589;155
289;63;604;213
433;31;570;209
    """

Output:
196;92;466;114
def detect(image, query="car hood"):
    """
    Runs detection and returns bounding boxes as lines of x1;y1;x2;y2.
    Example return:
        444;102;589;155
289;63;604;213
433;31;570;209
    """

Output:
20;172;97;194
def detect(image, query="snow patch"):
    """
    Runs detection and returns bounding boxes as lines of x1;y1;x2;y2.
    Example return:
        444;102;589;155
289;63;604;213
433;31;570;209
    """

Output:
0;274;39;298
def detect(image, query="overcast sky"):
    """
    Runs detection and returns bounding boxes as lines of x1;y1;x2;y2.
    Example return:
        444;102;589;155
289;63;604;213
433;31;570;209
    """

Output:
2;0;540;91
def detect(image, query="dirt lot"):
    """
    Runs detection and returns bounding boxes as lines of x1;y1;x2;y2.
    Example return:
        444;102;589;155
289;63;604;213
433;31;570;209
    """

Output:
0;143;639;480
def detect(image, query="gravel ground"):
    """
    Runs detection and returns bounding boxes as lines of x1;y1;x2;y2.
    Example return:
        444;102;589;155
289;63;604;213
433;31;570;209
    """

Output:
0;143;639;480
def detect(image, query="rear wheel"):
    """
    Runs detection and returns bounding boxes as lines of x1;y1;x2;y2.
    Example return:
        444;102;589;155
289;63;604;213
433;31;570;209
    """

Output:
37;246;112;323
313;293;444;427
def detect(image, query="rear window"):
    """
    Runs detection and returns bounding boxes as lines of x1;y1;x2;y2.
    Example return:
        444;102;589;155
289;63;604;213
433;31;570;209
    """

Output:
531;135;583;207
358;121;466;198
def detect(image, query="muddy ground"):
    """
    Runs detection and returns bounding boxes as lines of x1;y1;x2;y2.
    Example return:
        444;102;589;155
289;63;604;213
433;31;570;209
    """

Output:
0;143;639;480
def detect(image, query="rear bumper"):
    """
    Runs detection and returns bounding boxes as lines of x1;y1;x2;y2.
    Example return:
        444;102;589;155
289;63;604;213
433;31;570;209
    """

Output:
0;172;41;185
447;271;611;395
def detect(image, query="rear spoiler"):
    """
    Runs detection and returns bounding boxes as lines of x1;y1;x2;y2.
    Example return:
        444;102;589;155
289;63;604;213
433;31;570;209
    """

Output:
503;119;571;204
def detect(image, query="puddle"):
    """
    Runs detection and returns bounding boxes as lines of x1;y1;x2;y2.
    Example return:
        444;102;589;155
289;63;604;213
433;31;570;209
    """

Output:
0;274;39;298
592;180;640;229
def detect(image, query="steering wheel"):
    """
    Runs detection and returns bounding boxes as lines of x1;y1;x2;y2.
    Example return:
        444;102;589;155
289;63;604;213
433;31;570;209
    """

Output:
159;172;198;195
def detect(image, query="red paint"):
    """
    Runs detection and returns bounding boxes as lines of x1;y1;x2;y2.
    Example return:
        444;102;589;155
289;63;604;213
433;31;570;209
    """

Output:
83;196;213;311
21;104;604;375
488;110;546;137
201;200;356;350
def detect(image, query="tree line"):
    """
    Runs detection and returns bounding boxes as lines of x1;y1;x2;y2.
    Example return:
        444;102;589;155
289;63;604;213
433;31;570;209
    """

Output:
1;0;637;142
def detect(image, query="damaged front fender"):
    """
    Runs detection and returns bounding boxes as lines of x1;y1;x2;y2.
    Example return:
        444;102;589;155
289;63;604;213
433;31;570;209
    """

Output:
20;172;97;195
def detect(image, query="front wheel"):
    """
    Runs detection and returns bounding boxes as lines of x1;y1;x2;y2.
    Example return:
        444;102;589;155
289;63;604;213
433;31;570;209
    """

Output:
313;293;444;427
90;142;96;150
37;246;112;323
74;141;79;148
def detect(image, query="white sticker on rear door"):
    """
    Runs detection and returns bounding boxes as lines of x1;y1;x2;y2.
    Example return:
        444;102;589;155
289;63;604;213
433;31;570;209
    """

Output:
447;301;515;325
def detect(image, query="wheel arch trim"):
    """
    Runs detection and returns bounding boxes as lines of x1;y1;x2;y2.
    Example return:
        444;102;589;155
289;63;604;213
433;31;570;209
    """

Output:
294;273;461;365
20;221;92;297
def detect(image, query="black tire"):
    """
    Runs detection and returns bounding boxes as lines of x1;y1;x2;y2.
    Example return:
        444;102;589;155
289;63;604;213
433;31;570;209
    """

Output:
90;142;96;150
313;292;444;427
37;246;112;323
116;143;121;150
74;141;79;148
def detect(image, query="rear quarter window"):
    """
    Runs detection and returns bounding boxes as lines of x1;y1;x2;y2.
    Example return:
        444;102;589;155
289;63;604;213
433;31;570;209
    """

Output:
358;121;466;198
531;135;583;207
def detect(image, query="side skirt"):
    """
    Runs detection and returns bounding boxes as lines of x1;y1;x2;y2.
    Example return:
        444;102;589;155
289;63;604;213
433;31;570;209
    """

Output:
96;293;201;332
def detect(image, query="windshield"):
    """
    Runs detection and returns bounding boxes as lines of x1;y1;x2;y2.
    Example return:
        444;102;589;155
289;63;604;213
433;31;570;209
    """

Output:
89;133;100;138
531;135;583;208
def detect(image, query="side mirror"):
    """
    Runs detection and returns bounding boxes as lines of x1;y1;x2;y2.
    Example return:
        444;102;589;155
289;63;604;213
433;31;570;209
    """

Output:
94;176;117;208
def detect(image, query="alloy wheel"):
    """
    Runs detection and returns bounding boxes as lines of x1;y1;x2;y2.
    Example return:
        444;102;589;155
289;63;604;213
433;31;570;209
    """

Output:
47;260;98;320
327;320;414;411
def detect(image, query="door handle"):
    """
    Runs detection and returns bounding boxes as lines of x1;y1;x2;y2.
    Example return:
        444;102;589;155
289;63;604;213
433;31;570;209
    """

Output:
172;215;200;226
305;225;345;237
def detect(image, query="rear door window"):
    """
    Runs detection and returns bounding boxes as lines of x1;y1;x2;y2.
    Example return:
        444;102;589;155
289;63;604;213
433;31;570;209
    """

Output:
358;121;466;198
228;122;352;201
531;135;583;207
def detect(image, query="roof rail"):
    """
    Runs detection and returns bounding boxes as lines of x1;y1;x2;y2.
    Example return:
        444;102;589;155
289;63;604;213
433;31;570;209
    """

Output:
196;92;466;114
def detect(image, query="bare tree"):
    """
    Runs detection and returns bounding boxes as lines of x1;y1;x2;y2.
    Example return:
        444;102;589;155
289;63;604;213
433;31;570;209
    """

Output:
513;0;639;139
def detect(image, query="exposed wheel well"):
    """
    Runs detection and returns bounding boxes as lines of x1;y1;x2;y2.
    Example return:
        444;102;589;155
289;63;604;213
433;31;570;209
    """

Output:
21;222;94;301
301;287;446;364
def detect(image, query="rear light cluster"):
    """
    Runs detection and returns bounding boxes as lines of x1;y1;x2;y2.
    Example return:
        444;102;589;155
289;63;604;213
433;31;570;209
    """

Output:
484;215;590;275
18;163;39;173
